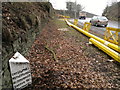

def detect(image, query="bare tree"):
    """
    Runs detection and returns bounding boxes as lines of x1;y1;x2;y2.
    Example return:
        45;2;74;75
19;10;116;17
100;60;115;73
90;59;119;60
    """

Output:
66;1;84;12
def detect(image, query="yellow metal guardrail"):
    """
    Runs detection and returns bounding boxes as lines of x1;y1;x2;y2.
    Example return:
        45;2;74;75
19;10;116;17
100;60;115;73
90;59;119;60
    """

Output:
65;19;120;53
89;38;120;62
83;22;91;32
74;19;78;25
58;15;70;19
104;27;120;45
65;16;70;18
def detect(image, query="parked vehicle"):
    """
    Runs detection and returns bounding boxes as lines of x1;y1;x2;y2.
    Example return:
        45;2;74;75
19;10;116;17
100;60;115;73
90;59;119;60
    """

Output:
79;12;86;19
90;16;108;27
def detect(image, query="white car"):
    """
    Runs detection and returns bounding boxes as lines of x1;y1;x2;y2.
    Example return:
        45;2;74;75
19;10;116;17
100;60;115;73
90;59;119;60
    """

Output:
90;16;108;27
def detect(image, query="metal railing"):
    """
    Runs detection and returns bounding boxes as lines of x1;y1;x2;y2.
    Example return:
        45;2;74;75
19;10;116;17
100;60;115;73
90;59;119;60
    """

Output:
83;22;91;32
73;19;78;25
65;19;120;61
89;38;120;62
104;27;120;45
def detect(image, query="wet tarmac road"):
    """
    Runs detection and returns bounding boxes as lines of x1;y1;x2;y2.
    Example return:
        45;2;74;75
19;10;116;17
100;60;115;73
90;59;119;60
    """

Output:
69;18;120;36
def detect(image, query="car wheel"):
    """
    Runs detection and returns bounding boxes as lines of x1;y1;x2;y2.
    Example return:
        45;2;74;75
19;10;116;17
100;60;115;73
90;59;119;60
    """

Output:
104;25;107;27
90;21;93;25
95;23;98;27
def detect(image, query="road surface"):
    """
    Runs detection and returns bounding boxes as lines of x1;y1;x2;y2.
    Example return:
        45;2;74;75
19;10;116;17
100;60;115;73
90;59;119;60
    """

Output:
69;18;120;36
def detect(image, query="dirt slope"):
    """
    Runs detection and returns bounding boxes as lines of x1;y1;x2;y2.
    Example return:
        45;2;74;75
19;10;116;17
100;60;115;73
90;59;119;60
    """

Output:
2;2;54;89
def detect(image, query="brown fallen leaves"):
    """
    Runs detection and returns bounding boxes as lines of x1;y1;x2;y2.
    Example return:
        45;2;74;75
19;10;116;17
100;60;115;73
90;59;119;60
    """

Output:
24;20;120;89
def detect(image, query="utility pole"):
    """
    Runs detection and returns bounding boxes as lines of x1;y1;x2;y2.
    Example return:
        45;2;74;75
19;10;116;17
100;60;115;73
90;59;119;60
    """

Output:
74;0;77;19
74;0;78;25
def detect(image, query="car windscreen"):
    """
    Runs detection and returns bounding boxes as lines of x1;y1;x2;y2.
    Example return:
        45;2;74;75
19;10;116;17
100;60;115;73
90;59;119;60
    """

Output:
98;17;108;20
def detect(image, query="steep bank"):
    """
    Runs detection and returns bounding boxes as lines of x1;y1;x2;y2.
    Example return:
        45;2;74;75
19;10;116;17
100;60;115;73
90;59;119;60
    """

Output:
2;2;54;89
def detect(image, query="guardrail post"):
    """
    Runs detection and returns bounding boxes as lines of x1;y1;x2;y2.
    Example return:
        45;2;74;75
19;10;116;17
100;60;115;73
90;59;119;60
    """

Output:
104;27;120;45
74;19;78;25
83;22;91;32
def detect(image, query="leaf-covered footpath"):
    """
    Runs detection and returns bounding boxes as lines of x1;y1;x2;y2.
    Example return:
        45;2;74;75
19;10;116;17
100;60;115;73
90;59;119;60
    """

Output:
24;19;120;89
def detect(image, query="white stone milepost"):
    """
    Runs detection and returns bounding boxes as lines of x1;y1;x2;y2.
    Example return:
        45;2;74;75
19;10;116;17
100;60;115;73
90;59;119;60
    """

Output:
9;52;32;89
